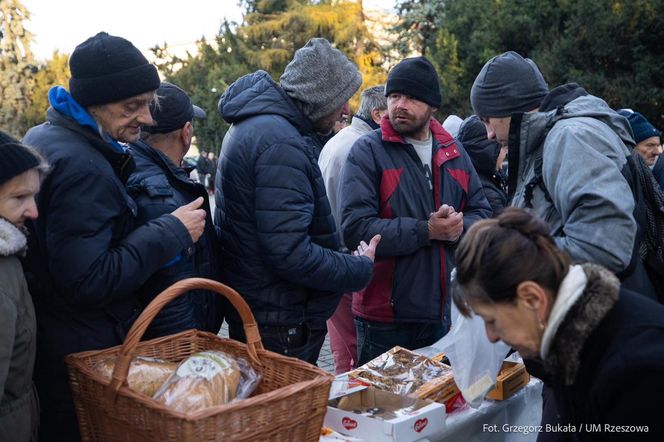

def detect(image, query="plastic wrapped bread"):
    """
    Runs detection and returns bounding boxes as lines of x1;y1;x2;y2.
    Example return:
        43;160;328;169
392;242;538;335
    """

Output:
153;350;242;414
93;356;177;396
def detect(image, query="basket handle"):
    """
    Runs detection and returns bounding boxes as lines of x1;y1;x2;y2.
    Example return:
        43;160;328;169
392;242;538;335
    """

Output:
109;278;264;397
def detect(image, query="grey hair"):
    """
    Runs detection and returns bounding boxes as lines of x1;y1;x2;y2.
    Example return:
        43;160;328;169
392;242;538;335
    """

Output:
355;85;387;120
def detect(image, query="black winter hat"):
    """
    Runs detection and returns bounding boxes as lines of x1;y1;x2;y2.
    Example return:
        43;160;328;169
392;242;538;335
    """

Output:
0;130;41;186
385;57;442;108
69;32;160;107
471;51;549;118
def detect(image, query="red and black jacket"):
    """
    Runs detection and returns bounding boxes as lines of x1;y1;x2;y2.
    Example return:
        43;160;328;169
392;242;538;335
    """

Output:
339;116;491;324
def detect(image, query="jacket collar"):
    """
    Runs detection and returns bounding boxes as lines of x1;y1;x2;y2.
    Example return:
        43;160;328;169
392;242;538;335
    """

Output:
0;217;27;257
380;114;455;148
47;107;136;183
130;140;191;183
543;263;620;385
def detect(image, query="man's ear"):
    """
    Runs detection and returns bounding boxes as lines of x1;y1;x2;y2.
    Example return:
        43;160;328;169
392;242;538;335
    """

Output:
516;281;549;322
181;121;193;146
371;108;384;125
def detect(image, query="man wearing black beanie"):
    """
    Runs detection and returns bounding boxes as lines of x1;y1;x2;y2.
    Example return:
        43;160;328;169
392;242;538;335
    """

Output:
470;51;655;297
338;56;491;364
22;32;207;440
471;51;660;442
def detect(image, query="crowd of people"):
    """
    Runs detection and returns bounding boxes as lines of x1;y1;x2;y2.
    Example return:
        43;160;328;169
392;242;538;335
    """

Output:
1;30;663;441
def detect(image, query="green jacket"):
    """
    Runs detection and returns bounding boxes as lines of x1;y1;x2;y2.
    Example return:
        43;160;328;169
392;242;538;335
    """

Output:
0;218;38;441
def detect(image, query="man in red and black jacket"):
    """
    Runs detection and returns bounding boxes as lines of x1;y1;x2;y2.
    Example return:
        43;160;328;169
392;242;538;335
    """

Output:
339;57;492;365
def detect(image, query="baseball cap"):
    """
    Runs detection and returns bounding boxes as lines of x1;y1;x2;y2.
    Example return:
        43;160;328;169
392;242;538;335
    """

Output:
143;82;206;134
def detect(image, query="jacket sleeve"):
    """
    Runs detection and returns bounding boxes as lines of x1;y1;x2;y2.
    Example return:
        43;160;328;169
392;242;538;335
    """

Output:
543;125;636;272
126;178;198;333
254;141;373;294
45;171;193;308
339;140;431;256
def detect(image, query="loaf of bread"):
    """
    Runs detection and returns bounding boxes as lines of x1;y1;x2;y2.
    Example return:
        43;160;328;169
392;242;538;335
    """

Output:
93;356;177;396
153;350;241;414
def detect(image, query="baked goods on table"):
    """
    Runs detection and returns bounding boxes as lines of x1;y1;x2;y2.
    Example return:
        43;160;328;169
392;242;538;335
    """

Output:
348;346;459;403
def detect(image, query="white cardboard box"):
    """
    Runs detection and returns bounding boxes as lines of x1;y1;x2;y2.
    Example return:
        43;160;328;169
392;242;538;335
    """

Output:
325;387;446;442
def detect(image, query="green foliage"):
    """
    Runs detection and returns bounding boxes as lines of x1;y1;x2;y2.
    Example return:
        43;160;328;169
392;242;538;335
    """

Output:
412;0;664;126
390;0;445;57
23;50;70;129
152;22;256;153
0;0;35;138
153;1;387;152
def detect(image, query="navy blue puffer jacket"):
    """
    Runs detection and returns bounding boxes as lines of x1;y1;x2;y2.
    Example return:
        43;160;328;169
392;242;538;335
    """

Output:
22;107;192;440
214;70;373;326
127;140;224;338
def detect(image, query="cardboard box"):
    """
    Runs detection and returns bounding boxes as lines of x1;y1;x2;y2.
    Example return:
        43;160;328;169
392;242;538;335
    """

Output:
325;387;446;442
486;361;530;400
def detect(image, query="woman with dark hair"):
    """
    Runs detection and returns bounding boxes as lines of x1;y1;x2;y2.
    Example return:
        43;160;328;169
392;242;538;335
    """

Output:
453;208;664;441
0;132;48;441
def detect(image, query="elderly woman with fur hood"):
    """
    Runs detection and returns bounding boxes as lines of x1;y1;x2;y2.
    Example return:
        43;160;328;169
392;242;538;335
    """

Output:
0;132;47;441
453;208;664;441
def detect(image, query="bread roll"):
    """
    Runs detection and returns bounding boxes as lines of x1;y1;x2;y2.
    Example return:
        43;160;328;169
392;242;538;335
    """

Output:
154;350;241;414
93;356;177;396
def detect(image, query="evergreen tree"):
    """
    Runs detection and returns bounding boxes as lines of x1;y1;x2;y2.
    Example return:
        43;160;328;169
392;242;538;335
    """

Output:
0;0;35;137
24;50;70;129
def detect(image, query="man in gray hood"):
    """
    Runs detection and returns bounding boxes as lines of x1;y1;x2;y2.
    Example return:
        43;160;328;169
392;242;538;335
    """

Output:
470;51;655;298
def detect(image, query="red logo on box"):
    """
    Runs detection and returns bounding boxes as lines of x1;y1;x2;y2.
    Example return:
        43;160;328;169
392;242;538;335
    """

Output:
342;417;358;430
414;418;428;432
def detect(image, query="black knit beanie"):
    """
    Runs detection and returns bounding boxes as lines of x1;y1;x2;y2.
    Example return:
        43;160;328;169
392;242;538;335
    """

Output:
385;57;442;108
471;51;549;118
69;32;160;107
0;131;40;186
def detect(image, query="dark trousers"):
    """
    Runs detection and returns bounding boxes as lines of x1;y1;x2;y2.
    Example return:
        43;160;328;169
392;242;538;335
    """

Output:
355;317;447;366
229;320;327;365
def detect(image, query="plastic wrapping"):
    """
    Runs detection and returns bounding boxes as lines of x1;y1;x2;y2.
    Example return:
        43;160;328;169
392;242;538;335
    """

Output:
92;356;177;396
417;302;510;408
153;350;262;414
348;346;459;405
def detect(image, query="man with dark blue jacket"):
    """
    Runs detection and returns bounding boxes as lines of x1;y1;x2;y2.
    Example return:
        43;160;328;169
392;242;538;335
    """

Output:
215;38;379;364
127;82;224;338
22;33;206;440
339;57;492;365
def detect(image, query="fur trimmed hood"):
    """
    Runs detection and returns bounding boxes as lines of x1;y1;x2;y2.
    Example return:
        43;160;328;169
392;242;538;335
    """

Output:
0;217;27;257
544;263;620;385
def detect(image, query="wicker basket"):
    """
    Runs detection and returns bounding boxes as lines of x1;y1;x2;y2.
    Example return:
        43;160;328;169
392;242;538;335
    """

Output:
65;278;333;441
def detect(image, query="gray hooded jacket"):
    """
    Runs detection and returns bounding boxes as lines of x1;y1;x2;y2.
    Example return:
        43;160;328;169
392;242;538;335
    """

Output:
510;94;636;273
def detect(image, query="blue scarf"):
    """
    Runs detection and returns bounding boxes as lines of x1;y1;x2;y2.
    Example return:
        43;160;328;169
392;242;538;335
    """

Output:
48;86;127;153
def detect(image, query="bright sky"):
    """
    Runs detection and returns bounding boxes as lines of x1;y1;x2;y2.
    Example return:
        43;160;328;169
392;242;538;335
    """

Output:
22;0;392;62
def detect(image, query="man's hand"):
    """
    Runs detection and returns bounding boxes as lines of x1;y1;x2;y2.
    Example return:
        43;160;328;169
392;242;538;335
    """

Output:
353;234;382;262
171;197;206;243
428;204;464;242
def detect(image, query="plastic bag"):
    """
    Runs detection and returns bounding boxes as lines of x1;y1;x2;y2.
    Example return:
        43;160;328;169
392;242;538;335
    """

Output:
153;350;262;414
348;346;458;404
92;356;177;396
416;302;510;408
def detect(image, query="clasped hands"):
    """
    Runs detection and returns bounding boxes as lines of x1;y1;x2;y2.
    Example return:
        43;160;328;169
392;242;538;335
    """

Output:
428;204;463;242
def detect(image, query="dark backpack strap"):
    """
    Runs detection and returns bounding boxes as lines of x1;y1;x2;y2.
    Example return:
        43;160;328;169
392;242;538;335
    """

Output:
523;106;566;208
